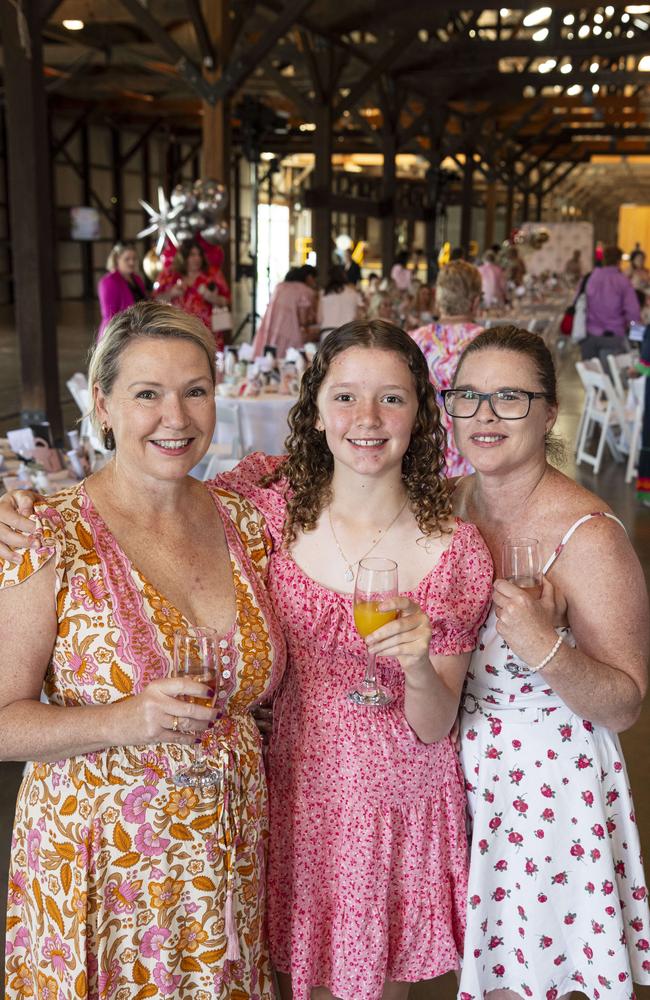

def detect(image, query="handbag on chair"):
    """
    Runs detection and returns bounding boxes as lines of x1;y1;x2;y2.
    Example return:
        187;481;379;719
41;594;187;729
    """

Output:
560;272;590;340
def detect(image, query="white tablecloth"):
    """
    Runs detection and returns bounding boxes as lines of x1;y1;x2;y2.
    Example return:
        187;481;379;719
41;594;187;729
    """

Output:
216;394;296;456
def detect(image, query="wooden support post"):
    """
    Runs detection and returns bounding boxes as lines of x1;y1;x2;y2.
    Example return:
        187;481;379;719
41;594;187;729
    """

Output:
312;104;333;271
484;177;497;250
111;127;123;241
424;163;440;285
201;0;231;183
460;151;474;256
0;0;62;436
505;170;515;236
522;187;530;224
201;0;232;283
380;128;396;278
80;124;94;300
1;109;13;302
535;188;544;222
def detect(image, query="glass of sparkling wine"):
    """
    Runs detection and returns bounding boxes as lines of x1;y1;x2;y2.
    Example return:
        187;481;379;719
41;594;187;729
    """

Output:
349;557;398;707
502;538;543;599
172;626;221;789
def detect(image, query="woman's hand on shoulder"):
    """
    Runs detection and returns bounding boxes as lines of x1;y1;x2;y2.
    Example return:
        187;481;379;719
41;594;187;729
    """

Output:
365;596;432;679
109;677;221;747
0;489;41;563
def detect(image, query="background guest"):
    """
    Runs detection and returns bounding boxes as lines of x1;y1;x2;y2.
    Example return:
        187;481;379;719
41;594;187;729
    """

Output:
629;247;650;291
155;238;231;349
410;259;484;476
97;241;147;338
342;247;361;286
564;248;583;285
582;244;640;362
318;264;364;335
390;250;412;291
478;248;508;309
253;265;318;358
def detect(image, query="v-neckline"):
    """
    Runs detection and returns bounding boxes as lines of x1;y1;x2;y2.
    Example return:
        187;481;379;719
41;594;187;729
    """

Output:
79;480;239;638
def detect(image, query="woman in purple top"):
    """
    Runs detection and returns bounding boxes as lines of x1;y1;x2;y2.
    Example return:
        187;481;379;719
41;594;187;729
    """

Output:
581;245;640;362
97;242;148;338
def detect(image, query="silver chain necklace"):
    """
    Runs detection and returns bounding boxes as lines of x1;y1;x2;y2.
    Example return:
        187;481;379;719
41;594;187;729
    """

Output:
327;499;408;582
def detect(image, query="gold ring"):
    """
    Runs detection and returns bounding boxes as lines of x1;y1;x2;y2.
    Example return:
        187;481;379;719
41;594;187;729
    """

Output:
172;716;179;733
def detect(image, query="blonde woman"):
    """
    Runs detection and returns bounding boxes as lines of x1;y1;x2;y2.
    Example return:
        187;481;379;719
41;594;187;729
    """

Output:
97;241;148;337
0;302;285;999
409;259;484;476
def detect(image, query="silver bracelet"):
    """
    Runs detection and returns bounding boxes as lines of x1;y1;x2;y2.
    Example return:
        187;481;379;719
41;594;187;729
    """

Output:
529;633;563;673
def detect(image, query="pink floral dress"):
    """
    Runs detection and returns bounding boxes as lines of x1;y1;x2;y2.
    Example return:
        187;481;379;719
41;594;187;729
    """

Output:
1;481;285;1000
409;320;484;477
217;454;493;1000
459;513;650;1000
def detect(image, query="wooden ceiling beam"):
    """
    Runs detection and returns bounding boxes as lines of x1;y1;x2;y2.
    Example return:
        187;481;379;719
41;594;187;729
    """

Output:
38;0;63;25
115;0;215;102
261;61;313;119
398;34;650;75
185;0;218;71
335;29;416;117
328;0;581;35
210;0;316;105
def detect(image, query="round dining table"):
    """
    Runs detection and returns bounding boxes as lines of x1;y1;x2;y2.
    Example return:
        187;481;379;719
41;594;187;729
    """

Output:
216;392;297;456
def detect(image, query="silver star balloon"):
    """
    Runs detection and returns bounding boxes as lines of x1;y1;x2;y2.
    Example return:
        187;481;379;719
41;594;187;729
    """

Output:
137;186;185;254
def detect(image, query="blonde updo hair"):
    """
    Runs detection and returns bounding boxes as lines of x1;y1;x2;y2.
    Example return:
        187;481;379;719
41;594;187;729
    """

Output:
436;260;482;317
87;301;216;437
105;241;137;273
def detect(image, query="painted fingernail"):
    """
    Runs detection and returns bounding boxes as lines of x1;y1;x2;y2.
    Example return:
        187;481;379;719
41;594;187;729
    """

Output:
206;687;216;697
193;737;203;745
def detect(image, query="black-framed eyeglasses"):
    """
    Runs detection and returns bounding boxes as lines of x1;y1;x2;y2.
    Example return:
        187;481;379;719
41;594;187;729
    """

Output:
440;388;551;420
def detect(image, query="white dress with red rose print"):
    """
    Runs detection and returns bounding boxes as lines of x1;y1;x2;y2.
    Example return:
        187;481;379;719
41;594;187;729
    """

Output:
458;512;650;1000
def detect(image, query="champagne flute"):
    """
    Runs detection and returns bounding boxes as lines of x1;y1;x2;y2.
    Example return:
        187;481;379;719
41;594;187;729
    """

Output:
502;537;543;599
171;626;221;789
349;557;398;707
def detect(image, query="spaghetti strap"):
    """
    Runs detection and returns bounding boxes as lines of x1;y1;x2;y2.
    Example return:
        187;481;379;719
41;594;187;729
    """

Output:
542;510;626;574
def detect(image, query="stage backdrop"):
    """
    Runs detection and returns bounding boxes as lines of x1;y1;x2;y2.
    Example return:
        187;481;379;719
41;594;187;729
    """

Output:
518;221;594;277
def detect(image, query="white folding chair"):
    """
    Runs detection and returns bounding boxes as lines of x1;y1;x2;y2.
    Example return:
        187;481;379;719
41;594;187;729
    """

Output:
575;360;627;474
624;377;645;483
606;352;635;406
66;372;109;455
529;317;549;336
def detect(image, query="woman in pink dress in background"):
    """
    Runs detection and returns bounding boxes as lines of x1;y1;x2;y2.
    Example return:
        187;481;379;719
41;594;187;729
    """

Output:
252;265;318;358
409;260;484;477
219;320;493;1000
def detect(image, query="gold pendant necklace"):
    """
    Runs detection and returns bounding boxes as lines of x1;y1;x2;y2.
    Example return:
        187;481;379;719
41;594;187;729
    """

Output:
328;499;408;582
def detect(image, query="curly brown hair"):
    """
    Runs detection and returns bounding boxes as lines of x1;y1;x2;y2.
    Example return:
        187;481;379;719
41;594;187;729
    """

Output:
264;319;452;545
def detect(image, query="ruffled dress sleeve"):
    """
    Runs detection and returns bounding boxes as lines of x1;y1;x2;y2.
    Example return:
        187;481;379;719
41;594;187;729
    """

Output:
425;520;493;656
211;452;289;548
0;498;66;596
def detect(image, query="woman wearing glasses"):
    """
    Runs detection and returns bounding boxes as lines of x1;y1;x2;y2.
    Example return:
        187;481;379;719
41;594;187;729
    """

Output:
445;325;650;999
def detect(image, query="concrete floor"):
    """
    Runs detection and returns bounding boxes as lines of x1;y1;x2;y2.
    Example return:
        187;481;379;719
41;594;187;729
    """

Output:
0;307;649;999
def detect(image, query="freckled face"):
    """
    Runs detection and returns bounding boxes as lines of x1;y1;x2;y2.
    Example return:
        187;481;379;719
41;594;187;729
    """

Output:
315;346;418;479
451;348;557;475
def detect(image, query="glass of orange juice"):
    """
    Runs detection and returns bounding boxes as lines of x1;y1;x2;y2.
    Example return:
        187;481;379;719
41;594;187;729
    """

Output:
349;557;398;707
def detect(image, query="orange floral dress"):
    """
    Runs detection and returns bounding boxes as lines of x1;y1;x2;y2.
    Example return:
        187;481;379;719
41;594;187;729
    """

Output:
1;481;285;1000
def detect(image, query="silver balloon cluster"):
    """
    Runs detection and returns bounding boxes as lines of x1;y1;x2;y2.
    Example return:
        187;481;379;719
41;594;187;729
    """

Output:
137;179;229;254
170;179;229;246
